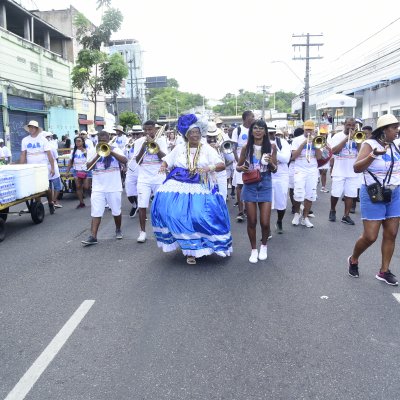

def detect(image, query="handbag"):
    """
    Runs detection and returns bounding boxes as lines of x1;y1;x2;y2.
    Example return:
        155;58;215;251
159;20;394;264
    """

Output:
76;170;88;179
242;169;261;184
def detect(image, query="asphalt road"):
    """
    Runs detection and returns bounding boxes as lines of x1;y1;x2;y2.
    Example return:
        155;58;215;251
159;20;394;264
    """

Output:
1;182;400;400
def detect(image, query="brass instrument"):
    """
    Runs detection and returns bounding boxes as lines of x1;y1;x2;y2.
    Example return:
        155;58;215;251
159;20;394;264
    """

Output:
220;140;237;154
305;133;312;162
86;136;117;171
145;124;166;155
312;135;326;149
354;130;366;143
125;138;135;150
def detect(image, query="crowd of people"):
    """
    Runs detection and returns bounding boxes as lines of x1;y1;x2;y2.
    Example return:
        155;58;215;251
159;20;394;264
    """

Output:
12;111;400;283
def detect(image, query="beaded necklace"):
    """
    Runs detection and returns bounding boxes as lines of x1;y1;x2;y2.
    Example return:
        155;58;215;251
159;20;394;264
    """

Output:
186;142;202;175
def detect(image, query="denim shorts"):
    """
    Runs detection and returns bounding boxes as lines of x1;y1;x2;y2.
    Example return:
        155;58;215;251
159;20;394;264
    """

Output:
360;184;400;220
242;172;272;203
49;177;62;191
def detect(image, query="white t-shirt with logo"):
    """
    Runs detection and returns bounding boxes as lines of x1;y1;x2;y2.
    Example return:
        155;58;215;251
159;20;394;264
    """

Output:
21;134;50;165
87;147;124;192
48;147;60;179
330;131;359;178
70;149;87;171
231;125;249;156
133;136;168;185
290;134;318;172
115;134;128;150
271;138;291;177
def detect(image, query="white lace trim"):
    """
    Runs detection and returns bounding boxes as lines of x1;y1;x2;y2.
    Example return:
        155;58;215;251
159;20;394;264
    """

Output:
156;241;232;258
153;227;231;241
157;179;221;195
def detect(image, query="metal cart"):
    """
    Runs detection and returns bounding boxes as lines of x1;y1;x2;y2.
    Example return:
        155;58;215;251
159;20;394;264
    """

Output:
0;191;47;242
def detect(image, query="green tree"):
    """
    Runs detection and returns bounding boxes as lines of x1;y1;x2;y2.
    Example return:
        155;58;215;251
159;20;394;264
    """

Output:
118;111;141;129
96;0;112;9
71;9;128;122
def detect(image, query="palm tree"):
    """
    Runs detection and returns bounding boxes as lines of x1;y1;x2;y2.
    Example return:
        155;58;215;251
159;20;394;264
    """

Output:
96;0;111;9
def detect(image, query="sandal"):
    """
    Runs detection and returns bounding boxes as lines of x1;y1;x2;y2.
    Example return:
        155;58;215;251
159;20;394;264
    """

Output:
186;256;196;265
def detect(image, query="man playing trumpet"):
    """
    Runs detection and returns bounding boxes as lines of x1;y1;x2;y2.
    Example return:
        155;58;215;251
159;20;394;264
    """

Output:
290;120;322;228
132;120;168;243
81;130;127;245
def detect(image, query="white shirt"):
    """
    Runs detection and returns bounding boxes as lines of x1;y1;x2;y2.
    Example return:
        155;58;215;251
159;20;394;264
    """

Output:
0;146;11;162
271;137;291;177
115;134;128;150
70;149;87;171
231;125;249;156
163;142;223;170
48;147;60;179
330;131;359;178
21;134;51;165
84;139;94;151
132;136;168;185
291;134;318;172
87;147;124;192
363;140;400;186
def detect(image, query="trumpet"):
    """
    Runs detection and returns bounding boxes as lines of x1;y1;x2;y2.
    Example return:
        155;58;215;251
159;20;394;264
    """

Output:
312;135;326;149
86;136;117;171
220;140;237;154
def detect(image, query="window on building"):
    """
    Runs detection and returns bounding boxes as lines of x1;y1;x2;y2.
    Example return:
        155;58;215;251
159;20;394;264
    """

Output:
381;110;388;115
30;62;39;73
46;68;53;77
17;57;26;63
392;109;400;117
372;112;379;119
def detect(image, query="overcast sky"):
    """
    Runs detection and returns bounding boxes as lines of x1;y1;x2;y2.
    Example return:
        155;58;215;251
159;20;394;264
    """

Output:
22;0;400;100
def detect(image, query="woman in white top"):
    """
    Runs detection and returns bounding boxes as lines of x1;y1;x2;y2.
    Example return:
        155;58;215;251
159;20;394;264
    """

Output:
151;114;232;265
348;114;400;285
66;136;92;209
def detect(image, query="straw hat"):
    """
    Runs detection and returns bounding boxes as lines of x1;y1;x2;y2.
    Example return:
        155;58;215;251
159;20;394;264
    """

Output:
372;114;399;134
24;120;42;133
114;125;125;133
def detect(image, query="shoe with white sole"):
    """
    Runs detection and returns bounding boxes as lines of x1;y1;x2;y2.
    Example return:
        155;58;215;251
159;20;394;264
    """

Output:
259;245;268;260
249;249;258;263
292;213;301;226
301;217;314;228
137;231;147;243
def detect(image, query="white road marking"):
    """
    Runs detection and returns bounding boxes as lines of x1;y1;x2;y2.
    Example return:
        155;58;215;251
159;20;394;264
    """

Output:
392;293;400;304
5;300;95;400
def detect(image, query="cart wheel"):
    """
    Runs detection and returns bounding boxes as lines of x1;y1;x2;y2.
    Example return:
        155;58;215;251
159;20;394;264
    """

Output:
57;191;64;200
0;219;5;242
31;202;45;224
0;207;9;222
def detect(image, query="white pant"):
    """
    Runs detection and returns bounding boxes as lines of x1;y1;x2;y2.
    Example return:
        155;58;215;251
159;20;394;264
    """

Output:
293;170;319;202
91;191;121;217
125;169;138;197
137;182;161;208
331;176;359;198
272;174;289;210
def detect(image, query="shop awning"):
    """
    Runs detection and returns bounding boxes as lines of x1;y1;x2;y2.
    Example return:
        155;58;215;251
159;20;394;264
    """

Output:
78;119;93;124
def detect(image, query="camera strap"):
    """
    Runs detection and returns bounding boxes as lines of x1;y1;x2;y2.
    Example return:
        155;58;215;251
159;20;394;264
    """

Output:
365;143;394;188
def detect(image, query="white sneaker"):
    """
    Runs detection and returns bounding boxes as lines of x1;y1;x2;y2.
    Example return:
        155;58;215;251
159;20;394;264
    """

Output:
137;231;147;243
259;245;268;260
301;217;314;228
249;249;258;263
292;213;301;225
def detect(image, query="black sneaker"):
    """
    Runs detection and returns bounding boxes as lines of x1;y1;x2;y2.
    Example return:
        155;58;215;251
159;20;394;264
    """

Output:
348;256;359;278
236;212;244;222
234;201;239;207
376;270;398;286
275;220;283;234
81;236;98;246
129;206;137;218
329;210;336;222
341;215;355;225
308;210;315;218
49;203;55;215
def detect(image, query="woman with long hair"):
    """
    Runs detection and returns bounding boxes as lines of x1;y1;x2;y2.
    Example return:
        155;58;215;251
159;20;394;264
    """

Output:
236;120;277;263
348;114;400;285
66;136;92;208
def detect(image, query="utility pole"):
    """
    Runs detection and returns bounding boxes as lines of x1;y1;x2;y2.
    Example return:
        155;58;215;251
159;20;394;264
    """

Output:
292;33;323;121
125;51;134;113
257;84;271;120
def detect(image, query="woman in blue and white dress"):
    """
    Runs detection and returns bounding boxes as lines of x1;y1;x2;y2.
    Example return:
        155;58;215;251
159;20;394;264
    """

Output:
151;114;232;265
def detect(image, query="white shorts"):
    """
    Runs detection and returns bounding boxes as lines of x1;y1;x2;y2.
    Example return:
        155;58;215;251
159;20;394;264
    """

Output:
288;163;295;189
91;191;121;217
125;169;138;197
331;176;359;198
272;175;289;210
225;163;234;179
318;164;329;171
233;169;243;186
293;170;319;202
137;182;161;208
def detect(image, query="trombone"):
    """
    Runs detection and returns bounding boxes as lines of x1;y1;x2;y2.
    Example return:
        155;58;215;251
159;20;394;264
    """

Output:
86;136;117;171
219;140;237;154
347;124;366;154
312;135;327;149
145;124;166;155
305;133;312;162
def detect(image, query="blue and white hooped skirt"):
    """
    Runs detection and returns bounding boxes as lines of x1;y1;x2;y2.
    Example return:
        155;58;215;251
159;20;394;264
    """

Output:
151;174;232;258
